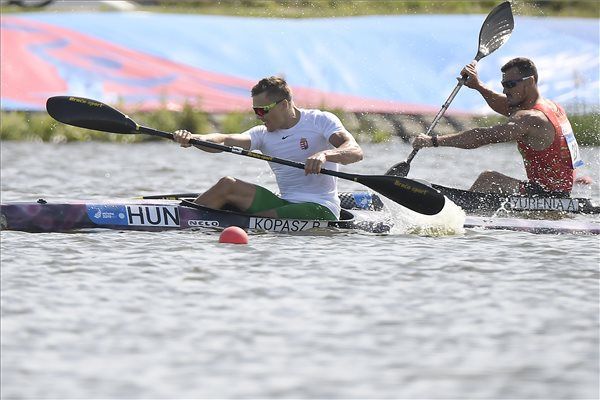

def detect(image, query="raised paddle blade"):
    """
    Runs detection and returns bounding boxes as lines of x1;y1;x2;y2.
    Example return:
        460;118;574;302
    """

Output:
384;160;410;177
475;1;514;61
385;1;513;177
46;96;138;134
353;175;445;215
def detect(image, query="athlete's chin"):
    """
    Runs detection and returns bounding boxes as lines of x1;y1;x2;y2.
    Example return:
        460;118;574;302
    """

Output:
507;97;521;107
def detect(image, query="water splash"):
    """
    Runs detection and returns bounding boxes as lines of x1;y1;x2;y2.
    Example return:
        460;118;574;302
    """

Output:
384;196;466;236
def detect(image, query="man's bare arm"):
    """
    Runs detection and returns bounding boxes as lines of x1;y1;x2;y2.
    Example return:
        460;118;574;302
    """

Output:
304;131;363;174
462;62;509;116
173;131;251;153
324;130;364;164
474;86;509;116
413;112;539;150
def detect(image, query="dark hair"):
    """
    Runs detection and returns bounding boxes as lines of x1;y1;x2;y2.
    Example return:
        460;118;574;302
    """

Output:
501;57;538;83
251;76;292;101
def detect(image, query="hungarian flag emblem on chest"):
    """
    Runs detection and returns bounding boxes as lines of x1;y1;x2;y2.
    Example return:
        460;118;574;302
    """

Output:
300;138;308;150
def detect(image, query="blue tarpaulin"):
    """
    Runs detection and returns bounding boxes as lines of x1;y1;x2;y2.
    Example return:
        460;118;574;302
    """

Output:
2;12;598;113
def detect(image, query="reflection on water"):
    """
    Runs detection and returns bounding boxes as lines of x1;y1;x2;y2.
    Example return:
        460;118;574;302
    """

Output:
1;141;599;399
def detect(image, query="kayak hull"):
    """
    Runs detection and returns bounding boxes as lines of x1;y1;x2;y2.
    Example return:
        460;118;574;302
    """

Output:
432;184;599;215
2;191;598;235
0;193;391;234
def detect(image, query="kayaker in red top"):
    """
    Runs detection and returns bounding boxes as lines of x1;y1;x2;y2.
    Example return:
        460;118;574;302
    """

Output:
413;57;583;196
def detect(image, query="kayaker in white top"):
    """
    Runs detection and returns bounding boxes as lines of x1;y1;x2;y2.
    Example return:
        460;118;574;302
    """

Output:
172;76;363;220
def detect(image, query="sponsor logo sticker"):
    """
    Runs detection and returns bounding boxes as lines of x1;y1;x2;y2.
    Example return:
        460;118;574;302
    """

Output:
188;220;220;228
87;205;128;225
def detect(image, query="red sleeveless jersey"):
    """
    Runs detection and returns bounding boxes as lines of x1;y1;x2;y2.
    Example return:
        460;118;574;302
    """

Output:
517;100;575;193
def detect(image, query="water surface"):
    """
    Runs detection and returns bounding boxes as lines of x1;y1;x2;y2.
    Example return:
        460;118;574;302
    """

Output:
1;141;599;399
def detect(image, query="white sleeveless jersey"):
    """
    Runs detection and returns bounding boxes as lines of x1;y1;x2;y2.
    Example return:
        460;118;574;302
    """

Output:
246;109;348;217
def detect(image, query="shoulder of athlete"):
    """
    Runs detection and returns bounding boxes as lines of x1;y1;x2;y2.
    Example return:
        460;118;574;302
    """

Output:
508;109;553;144
510;108;545;120
510;109;552;131
329;129;358;147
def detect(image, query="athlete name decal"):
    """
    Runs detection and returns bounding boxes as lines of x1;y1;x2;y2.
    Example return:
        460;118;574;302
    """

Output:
249;217;327;232
508;197;579;212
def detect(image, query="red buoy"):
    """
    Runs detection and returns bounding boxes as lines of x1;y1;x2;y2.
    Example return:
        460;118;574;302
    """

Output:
219;226;249;244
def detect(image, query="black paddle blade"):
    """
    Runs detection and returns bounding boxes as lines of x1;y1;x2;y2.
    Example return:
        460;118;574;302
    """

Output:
355;175;445;215
475;1;514;61
385;161;410;177
46;96;138;134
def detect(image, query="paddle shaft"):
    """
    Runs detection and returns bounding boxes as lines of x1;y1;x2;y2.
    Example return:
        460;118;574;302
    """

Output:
139;125;445;214
387;1;513;177
404;74;468;165
140;125;366;182
45;95;446;215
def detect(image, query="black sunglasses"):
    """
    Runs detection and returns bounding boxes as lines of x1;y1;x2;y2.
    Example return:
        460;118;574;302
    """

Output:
501;76;533;89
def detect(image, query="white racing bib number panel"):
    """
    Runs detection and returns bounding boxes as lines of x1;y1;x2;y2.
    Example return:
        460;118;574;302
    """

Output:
561;121;583;168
